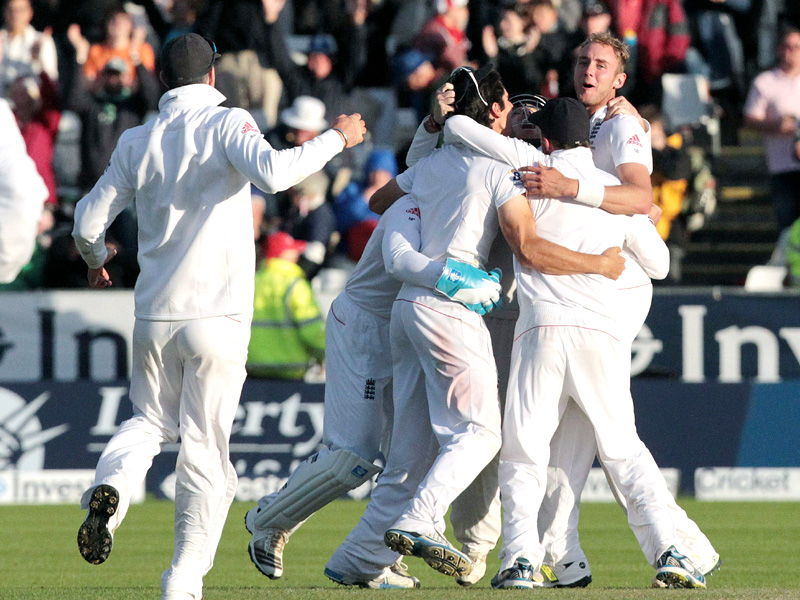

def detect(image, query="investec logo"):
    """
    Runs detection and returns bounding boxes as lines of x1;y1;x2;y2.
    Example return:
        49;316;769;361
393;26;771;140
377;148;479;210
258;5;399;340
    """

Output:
0;387;68;470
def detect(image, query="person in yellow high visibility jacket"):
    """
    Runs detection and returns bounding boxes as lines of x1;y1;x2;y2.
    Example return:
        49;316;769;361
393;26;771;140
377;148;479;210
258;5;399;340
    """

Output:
247;231;326;379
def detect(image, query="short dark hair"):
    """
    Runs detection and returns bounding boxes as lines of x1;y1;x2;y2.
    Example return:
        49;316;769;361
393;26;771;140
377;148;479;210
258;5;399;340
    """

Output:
449;67;506;128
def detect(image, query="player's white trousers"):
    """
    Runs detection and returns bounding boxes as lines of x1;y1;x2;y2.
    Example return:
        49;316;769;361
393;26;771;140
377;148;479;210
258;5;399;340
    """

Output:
255;293;393;528
327;293;501;577
449;312;515;557
83;315;250;599
498;318;679;571
322;292;394;460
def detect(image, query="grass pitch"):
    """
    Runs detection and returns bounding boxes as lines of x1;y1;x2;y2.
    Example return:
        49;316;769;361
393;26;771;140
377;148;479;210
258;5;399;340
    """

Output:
1;498;798;599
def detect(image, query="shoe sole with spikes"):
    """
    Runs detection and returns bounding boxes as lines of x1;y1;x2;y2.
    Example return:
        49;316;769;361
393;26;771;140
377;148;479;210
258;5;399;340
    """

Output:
384;529;472;578
77;484;118;565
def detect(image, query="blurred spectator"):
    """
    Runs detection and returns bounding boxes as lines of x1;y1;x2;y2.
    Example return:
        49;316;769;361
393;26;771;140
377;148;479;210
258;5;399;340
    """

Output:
744;27;800;235
263;0;367;121
0;97;47;285
82;6;156;81
8;71;60;208
196;0;281;122
246;231;326;380
415;0;471;73
684;0;749;143
640;104;692;241
282;169;337;280
394;47;439;122
481;3;545;99
0;0;58;96
529;0;571;98
334;148;397;261
133;0;201;47
606;0;690;103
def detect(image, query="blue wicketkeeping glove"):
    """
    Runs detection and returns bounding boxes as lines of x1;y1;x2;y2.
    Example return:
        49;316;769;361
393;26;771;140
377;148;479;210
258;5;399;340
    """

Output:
434;258;503;315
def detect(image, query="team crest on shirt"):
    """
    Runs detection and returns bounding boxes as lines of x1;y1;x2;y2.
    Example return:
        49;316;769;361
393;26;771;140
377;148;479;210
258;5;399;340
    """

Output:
627;134;642;147
241;122;259;134
406;207;420;218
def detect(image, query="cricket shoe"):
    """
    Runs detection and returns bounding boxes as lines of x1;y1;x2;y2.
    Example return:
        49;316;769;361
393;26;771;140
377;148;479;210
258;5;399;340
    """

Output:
491;558;547;589
455;552;487;587
384;528;473;578
77;484;119;565
652;545;707;589
324;561;421;589
245;507;289;579
541;559;592;588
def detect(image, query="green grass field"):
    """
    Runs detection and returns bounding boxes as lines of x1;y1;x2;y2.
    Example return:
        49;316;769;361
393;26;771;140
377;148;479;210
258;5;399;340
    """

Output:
1;498;798;599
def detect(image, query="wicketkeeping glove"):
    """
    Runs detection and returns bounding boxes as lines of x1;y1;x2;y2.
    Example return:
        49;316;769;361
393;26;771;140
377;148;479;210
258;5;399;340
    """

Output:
434;258;503;315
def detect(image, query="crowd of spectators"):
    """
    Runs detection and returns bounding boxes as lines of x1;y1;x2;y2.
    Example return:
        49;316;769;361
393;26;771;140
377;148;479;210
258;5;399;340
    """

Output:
1;0;800;292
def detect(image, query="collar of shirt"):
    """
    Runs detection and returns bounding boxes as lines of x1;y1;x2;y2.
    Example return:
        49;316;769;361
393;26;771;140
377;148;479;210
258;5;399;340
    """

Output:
589;104;608;145
158;83;227;111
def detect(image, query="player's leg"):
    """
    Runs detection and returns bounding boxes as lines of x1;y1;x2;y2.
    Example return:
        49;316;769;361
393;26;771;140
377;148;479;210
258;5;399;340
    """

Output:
387;299;501;578
449;313;513;585
324;300;434;587
538;400;596;588
495;325;569;586
247;297;389;578
78;319;181;565
567;328;706;589
160;314;250;600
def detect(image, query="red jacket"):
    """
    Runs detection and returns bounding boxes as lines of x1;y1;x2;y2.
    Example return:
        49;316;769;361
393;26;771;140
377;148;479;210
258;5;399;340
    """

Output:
17;72;61;206
610;0;690;84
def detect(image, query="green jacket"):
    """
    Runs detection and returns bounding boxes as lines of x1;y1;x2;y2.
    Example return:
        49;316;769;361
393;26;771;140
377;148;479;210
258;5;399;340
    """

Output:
247;258;326;379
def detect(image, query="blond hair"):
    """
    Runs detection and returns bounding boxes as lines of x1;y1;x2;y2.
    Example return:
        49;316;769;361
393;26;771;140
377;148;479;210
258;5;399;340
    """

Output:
579;32;630;73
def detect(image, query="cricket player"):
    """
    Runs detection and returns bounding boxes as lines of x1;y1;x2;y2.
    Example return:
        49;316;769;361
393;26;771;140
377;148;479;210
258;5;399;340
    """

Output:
72;33;366;600
325;65;624;585
244;193;503;588
488;96;707;590
0;97;47;284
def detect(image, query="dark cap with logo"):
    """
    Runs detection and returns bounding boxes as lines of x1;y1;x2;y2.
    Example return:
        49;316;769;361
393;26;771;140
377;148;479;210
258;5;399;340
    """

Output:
160;33;221;84
528;97;590;147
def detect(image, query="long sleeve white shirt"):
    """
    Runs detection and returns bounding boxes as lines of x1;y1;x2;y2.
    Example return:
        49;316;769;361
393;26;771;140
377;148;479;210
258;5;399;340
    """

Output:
0;98;47;283
73;84;345;320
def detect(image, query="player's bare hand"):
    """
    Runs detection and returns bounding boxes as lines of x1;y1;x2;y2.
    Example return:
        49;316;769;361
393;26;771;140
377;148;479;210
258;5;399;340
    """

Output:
600;246;625;280
605;96;648;131
332;113;367;148
433;83;455;125
87;247;117;289
519;165;578;199
648;203;662;225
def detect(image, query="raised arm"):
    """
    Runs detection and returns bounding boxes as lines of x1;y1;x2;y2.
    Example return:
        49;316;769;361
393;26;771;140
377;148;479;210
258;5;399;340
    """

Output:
223;109;365;193
498;194;625;279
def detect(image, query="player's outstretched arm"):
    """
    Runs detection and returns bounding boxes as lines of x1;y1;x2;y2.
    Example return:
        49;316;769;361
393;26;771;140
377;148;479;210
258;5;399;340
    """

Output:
498;194;626;279
381;196;502;314
521;162;651;215
369;178;406;215
443;114;541;168
623;208;670;280
406;83;456;167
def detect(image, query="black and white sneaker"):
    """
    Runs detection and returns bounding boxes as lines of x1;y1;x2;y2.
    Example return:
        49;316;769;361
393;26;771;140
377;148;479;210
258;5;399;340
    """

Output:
384;528;473;578
77;484;119;565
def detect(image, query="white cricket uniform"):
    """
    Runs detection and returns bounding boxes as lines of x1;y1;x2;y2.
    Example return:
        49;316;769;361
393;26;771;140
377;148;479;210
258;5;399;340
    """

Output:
445;113;717;574
327;143;518;578
0;98;47;283
72;83;346;600
254;195;442;528
497;147;684;572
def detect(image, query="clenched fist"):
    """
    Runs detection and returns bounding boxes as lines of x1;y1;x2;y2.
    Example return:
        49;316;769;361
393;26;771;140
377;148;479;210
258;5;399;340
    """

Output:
331;113;367;148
